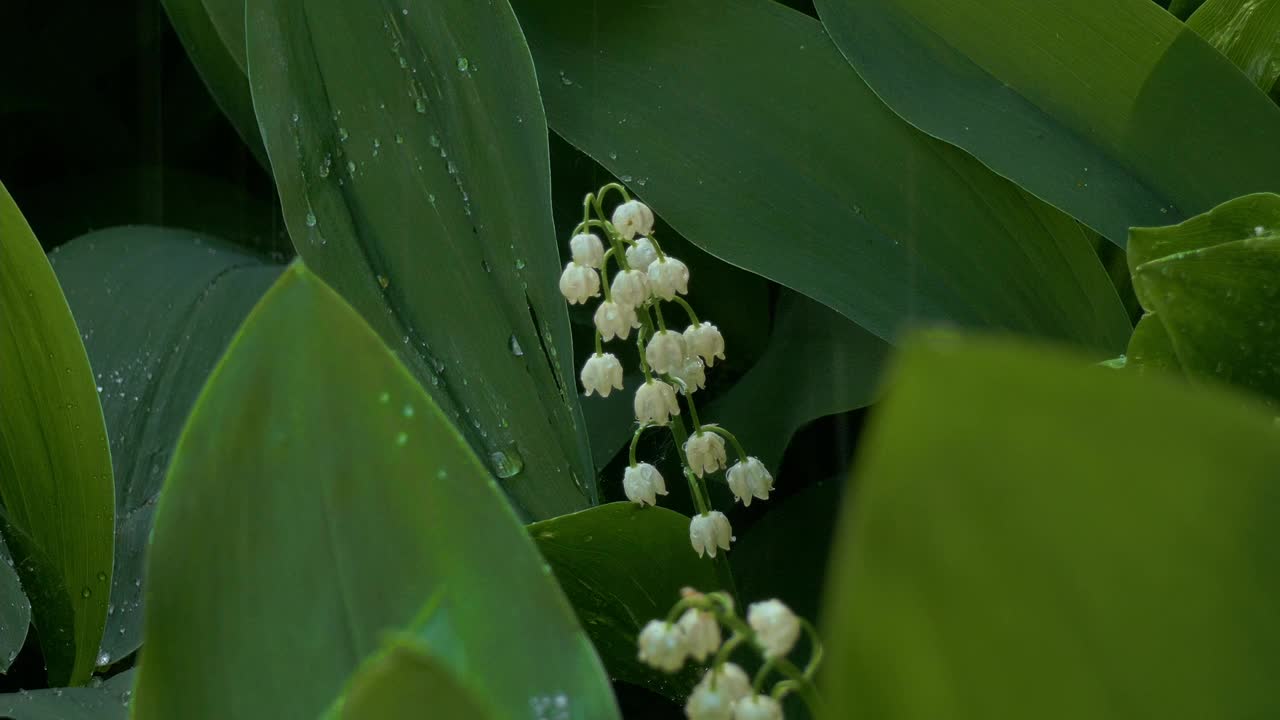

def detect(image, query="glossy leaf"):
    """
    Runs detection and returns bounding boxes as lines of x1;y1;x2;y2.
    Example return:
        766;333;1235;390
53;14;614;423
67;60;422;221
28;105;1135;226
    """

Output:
247;0;595;519
815;0;1280;246
131;264;617;720
513;0;1131;353
0;540;31;672
0;181;113;686
1127;192;1280;408
338;639;496;720
706;292;889;474
0;670;135;720
823;334;1280;719
530;503;724;701
49;227;282;662
1187;0;1280;93
1125;313;1182;376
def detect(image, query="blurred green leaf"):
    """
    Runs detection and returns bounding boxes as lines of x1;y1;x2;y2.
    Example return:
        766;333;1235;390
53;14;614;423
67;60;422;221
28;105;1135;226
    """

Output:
822;333;1280;719
0;181;113;686
0;541;31;672
49;227;282;662
1171;0;1211;19
0;669;135;719
247;0;595;519
530;503;725;701
1125;312;1182;375
132;263;617;720
1127;192;1280;408
1187;0;1280;93
339;640;496;720
814;0;1280;246
707;292;889;475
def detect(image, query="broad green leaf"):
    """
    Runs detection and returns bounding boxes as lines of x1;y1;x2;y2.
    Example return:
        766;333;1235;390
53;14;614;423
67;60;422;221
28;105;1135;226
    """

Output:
530;503;725;701
339;640;496;720
49;227;282;662
512;0;1131;353
132;263;618;720
1125;313;1182;375
160;0;266;165
814;0;1280;246
1171;0;1211;19
1127;192;1280;408
0;670;135;720
707;292;889;474
823;334;1280;719
0;540;31;671
247;0;595;519
0;181;113;686
1188;0;1280;94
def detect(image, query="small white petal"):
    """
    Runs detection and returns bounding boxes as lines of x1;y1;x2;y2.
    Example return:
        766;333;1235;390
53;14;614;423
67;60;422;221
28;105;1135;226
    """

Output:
684;430;727;478
569;232;605;268
634;379;680;426
669;356;706;395
726;457;773;504
734;695;783;720
697;663;752;704
678;609;722;662
637;620;687;672
558;262;600;304
626;236;660;270
580;353;625;398
647;256;689;300
612;199;654;239
690;511;733;558
610;268;650;307
683;322;726;367
594;301;640;341
623;463;667;507
645;330;686;375
747;600;800;659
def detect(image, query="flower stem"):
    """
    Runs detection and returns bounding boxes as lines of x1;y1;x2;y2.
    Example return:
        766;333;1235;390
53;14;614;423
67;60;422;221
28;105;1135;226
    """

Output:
684;390;705;432
594;330;603;355
628;423;649;467
670;296;700;325
703;425;748;462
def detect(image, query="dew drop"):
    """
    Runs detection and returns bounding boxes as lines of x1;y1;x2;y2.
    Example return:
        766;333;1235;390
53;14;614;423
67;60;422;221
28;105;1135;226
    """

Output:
489;446;525;479
378;274;390;289
81;587;91;599
338;127;349;142
456;57;469;72
509;335;524;356
347;161;356;174
96;651;109;666
395;432;408;447
379;391;390;404
403;404;415;418
305;212;317;227
515;258;526;270
415;98;427;114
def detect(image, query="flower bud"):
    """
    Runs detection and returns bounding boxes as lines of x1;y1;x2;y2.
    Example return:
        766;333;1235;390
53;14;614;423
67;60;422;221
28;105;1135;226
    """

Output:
686;663;751;720
634;379;679;426
645;330;686;375
612;199;654;239
683;322;726;367
725;457;773;506
569;232;605;268
684;429;727;477
623;463;667;507
678;608;721;662
647;256;689;300
559;262;600;304
580;353;624;398
734;695;783;720
669;356;706;395
594;300;640;341
637;619;688;672
626;236;660;270
689;511;733;558
610;268;650;307
747;599;800;659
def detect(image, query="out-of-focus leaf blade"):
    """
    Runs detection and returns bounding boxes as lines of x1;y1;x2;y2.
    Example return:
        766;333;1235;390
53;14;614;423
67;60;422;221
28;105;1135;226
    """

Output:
339;640;496;720
1187;0;1280;93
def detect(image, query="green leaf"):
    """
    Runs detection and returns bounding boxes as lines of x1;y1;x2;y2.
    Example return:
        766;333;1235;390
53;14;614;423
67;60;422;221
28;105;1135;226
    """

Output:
160;0;265;165
1125;313;1183;375
339;640;497;720
1187;0;1280;94
0;540;31;672
822;333;1280;719
49;227;282;663
1171;0;1211;19
131;263;617;720
247;0;595;518
814;0;1280;246
0;181;113;686
0;670;135;720
512;0;1131;353
530;503;725;701
1127;192;1280;409
706;292;889;474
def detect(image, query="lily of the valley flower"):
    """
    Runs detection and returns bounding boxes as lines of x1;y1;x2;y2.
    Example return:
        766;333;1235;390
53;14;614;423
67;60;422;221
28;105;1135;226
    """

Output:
637;620;687;672
689;511;733;558
610;268;650;307
612;199;655;239
558;262;599;304
623;463;668;507
685;429;727;477
678;608;721;662
734;695;783;720
686;664;752;720
669;356;706;395
569;232;605;268
725;457;774;506
648;256;690;300
747;600;800;659
684;322;726;367
626;236;660;270
645;329;686;375
634;379;680;425
594;300;640;341
580;353;624;398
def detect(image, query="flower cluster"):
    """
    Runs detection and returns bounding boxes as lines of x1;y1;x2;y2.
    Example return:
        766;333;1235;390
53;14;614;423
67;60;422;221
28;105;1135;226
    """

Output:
637;589;822;720
559;184;775;558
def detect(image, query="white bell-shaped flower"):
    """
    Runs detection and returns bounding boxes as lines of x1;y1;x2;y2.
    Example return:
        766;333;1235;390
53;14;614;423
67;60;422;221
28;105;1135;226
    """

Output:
645;330;686;375
580;353;624;398
612;199;654;239
686;663;751;720
634;379;679;426
725;457;773;506
623;463;667;507
684;429;727;477
684;322;726;367
669;356;706;395
700;663;751;703
610;268;650;307
569;232;605;268
689;511;733;558
747;600;800;659
594;300;639;341
626;236;660;271
637;619;687;672
734;695;783;720
559;262;599;304
678;608;721;662
647;256;689;300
